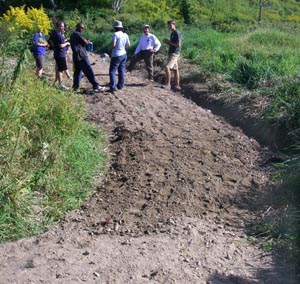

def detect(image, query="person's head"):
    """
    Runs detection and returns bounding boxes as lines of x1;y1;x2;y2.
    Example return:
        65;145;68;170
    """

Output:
167;19;176;30
113;20;123;31
76;22;85;33
56;21;65;32
143;24;150;35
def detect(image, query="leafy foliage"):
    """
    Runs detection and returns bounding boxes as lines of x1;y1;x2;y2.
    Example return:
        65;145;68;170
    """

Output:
2;5;51;35
0;7;106;241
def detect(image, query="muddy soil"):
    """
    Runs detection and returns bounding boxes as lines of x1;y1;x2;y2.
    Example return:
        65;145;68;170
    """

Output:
0;52;298;284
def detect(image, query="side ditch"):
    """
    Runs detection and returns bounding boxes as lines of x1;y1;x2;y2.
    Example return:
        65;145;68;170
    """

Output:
182;83;291;153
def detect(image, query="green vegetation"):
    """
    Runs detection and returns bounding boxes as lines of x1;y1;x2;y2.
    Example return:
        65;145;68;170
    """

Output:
0;66;106;241
0;7;106;241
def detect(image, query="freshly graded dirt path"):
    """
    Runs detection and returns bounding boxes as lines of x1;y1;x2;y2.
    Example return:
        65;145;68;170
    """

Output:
0;52;298;283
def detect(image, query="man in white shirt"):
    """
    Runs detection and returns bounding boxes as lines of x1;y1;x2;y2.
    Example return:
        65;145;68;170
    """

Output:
126;24;161;81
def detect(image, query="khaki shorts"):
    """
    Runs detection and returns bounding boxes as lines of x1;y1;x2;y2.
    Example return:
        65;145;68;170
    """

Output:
166;53;180;70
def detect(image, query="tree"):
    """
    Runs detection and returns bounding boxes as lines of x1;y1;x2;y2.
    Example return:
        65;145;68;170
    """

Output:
112;0;126;12
258;0;271;23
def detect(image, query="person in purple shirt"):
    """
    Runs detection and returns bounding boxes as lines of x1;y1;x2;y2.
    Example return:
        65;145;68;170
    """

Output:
52;21;71;90
33;28;48;78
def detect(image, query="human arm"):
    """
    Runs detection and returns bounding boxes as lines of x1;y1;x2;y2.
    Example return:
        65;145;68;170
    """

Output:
163;38;181;48
59;41;70;49
152;35;161;53
134;37;142;54
34;33;48;47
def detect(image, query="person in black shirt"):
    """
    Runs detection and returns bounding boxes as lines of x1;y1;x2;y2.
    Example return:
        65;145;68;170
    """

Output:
69;22;106;92
163;19;182;91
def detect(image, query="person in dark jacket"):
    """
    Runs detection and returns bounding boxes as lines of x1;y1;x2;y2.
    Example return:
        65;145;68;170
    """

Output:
70;22;107;93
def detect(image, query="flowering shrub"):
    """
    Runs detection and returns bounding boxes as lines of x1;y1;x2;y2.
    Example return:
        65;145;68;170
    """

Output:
2;5;51;36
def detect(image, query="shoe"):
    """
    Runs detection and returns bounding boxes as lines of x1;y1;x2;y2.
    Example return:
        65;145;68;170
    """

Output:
163;85;171;90
108;88;117;94
173;85;181;91
59;84;69;90
93;86;108;92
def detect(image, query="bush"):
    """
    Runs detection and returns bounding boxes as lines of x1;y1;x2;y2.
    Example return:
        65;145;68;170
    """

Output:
0;68;106;242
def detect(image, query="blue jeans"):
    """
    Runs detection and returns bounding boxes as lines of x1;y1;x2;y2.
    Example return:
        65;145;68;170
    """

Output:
109;54;127;90
73;56;99;90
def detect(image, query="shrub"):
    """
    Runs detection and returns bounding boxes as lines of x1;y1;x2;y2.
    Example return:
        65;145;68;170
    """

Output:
0;68;106;242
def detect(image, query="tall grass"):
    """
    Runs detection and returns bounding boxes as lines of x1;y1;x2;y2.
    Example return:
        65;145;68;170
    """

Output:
0;58;106;242
180;27;300;87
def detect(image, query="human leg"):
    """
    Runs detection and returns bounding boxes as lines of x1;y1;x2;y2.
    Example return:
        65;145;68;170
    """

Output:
117;54;127;89
109;56;120;91
35;55;45;78
165;53;179;89
80;57;99;89
56;57;69;89
174;68;180;88
143;51;154;80
64;69;72;80
72;61;82;90
127;53;141;72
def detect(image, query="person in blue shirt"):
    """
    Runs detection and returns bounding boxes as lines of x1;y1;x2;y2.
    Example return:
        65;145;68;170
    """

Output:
33;28;48;78
126;24;161;81
108;20;130;93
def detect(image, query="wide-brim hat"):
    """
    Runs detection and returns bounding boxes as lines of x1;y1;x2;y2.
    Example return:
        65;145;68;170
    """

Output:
113;20;123;28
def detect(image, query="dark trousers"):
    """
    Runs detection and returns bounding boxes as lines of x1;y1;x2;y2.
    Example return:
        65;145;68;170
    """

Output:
73;56;99;90
127;50;154;79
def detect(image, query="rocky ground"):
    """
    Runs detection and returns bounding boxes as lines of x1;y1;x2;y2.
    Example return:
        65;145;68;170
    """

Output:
0;52;298;284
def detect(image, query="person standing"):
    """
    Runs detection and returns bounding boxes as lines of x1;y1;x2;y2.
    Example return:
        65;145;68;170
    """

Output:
70;22;106;93
52;21;71;90
33;28;48;78
163;19;182;91
108;20;130;93
126;24;161;81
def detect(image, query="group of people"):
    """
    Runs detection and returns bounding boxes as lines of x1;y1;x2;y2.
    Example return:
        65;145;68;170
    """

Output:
32;18;181;93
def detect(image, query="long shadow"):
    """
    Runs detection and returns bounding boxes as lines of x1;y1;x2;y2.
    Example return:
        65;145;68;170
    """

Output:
207;273;259;284
207;262;298;283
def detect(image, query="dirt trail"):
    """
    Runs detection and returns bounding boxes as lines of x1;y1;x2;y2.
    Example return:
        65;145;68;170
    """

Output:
0;52;298;284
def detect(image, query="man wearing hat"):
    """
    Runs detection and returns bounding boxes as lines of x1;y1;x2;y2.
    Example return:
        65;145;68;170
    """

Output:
108;20;130;93
126;24;161;81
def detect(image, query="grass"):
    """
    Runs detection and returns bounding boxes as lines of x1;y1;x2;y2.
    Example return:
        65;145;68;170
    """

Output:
0;64;107;242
